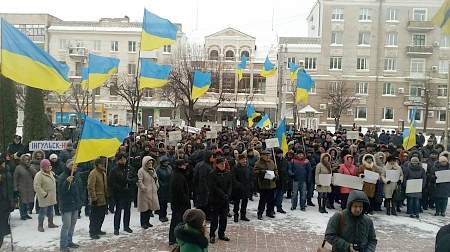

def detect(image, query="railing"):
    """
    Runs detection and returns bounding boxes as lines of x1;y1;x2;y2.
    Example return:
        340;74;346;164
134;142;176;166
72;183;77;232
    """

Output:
406;46;433;54
407;20;434;31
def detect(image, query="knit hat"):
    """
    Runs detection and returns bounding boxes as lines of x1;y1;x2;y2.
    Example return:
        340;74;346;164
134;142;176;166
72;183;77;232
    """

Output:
183;209;206;230
439;156;448;163
40;159;51;168
411;157;420;164
49;154;58;160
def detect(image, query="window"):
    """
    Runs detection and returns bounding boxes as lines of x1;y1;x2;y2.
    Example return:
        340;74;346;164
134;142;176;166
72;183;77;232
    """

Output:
253;74;266;94
143;89;154;98
329;57;342;70
359;8;371;21
93;40;101;51
59;39;68;50
111;41;119;52
110;85;119;96
357;57;368;70
408;108;422;122
383;107;394;120
222;73;235;93
15;24;46;47
332;8;344;20
383;82;395;95
128;63;136;75
329;81;342;93
355;107;368;119
305;57;317;70
287;57;296;68
386;8;399;21
108;114;119;125
438;110;447;122
438;85;448;97
410;82;424;96
163;45;172;53
327;107;335;119
411;58;426;77
358;32;370;46
413;8;427;21
439;60;449;74
238;73;251;93
209;50;219;60
225;50;235;60
384;58;397;71
441;35;450;48
94;88;101;96
412;34;426;47
128;41;136;52
241;51;250;58
308;84;316;94
385;32;398;46
356;82;368;95
331;31;343;45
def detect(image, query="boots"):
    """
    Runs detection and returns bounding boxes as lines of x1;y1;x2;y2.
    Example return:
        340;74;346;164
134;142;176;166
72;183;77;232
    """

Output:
234;214;239;223
322;198;328;214
318;197;324;213
391;202;397;216
38;222;44;232
48;216;59;228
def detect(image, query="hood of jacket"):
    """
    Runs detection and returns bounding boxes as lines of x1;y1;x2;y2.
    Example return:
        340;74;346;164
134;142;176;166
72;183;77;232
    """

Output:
327;147;340;161
374;152;385;167
141;156;155;169
175;223;208;249
32;150;45;161
362;154;375;169
346;190;370;213
343;154;354;167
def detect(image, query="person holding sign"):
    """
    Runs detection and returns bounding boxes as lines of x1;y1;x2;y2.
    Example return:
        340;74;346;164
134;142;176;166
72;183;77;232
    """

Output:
381;156;403;216
403;157;426;219
431;155;450;217
315;153;332;214
254;150;278;220
338;155;358;210
357;154;377;214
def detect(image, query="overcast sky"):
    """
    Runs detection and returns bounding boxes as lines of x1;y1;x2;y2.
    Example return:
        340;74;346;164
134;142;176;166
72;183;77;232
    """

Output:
2;0;317;45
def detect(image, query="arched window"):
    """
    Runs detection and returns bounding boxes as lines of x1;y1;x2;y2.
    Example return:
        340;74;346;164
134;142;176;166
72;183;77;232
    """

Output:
225;50;235;60
209;50;219;60
240;50;250;59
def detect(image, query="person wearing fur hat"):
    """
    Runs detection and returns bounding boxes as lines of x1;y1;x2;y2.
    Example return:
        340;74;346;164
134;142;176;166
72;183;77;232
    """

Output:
137;156;160;229
14;154;36;220
315;153;332;214
403;157;426;218
358;154;377;214
33;159;58;232
381;156;403;215
174;209;208;252
431;155;450;216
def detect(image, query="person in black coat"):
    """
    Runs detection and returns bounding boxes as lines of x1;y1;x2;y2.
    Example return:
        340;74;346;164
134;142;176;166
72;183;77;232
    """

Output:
169;159;191;245
193;151;215;218
109;153;133;235
208;157;232;244
231;154;251;222
436;224;450;252
274;148;289;214
0;154;14;249
156;155;172;222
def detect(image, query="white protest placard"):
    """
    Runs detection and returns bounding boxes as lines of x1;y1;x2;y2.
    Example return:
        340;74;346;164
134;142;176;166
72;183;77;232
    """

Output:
206;130;218;139
346;131;359;140
156;117;171;127
168;131;182;142
29;141;69;151
184;126;202;134
318;174;332;186
265;138;280;149
264;170;275;180
422;163;428;172
171;119;184;127
332;173;363;190
406;179;423;194
436;170;450;183
386;170;401;183
363;170;380;184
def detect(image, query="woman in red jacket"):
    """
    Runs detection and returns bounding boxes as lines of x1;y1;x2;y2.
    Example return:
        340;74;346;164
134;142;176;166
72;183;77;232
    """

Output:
338;154;358;209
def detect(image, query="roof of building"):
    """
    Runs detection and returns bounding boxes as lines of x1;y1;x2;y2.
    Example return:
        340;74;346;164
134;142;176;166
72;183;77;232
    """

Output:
205;27;255;40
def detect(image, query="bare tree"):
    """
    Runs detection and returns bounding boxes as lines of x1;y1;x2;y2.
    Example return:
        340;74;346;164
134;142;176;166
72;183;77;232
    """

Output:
66;83;90;122
327;81;358;130
422;73;441;133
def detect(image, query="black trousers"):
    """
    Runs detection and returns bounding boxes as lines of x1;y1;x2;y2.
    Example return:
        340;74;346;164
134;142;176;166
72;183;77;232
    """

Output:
233;198;248;216
140;210;152;227
169;208;188;243
258;189;275;215
210;206;228;238
89;205;106;235
341;193;349;210
114;199;131;230
158;198;168;219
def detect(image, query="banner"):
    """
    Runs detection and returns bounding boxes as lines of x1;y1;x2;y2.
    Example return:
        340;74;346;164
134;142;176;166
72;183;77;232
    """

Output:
406;179;423;194
168;131;182;142
318;174;332;186
206;130;217;139
363;170;379;184
155;117;171;127
436;170;450;183
386;170;401;183
184;126;201;134
346;131;359;140
29;141;69;151
332;173;363;190
265;138;280;149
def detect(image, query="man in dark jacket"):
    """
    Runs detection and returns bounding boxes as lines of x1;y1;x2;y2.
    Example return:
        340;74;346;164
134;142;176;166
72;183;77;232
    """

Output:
7;135;25;156
156;155;172;222
436;224;450;252
231;154;251;222
274;148;288;214
0;154;14;249
325;190;377;252
431;155;450;216
193;151;215;219
208;157;232;244
109;153;133;235
288;151;311;211
169;159;191;245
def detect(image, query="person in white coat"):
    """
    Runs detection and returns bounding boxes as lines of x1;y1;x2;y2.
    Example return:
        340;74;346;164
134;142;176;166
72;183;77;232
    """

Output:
137;156;160;229
33;159;58;232
381;156;403;216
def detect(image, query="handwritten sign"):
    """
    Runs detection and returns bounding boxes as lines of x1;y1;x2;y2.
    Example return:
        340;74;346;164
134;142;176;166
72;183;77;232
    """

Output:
168;131;182;142
184;126;201;134
333;173;363;190
406;179;423;194
346;131;359;140
156;117;171;127
265;138;280;149
318;174;332;186
29;141;69;151
363;170;380;184
436;170;450;183
206;130;218;139
386;170;401;183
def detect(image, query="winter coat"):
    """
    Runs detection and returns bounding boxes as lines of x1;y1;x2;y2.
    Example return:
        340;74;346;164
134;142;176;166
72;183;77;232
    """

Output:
0;167;14;237
59;149;75;165
338;155;358;194
231;163;252;200
325;191;377;252
315;153;332;193
58;168;82;213
193;161;212;207
109;164;133;202
254;158;278;190
13;160;37;204
33;170;57;207
358;154;377;198
87;166;108;206
175;223;209;252
156;163;172;202
275;156;289;191
76;161;93;205
403;163;426;198
288;157;311;183
50;159;64;176
170;167;191;211
431;162;450;198
381;162;403;199
436;224;450;252
137;156;160;212
208;168;232;210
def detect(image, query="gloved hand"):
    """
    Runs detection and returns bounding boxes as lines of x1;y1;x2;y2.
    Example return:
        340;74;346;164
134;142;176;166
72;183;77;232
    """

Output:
397;180;402;185
387;180;391;184
360;174;365;179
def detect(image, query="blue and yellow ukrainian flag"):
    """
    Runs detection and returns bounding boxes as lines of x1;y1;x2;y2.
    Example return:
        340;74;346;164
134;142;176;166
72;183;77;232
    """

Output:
246;104;260;128
80;67;88;88
139;58;172;89
83;53;119;90
261;56;277;78
191;70;211;100
403;107;417;151
276;118;288;156
141;9;178;51
289;62;299;81
0;19;70;93
296;69;315;104
255;114;271;129
432;0;450;34
74;116;130;163
237;56;248;81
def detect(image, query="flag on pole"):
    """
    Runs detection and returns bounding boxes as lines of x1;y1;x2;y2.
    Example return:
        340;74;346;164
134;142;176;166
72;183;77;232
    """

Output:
246;104;260;128
403;107;417;151
255;114;271;129
80;67;88;89
191;70;211;100
139;58;172;89
236;55;248;81
432;0;450;34
261;56;277;78
289;62;299;81
296;70;315;104
74;116;131;163
84;53;119;90
0;18;70;93
141;9;178;51
276;118;288;156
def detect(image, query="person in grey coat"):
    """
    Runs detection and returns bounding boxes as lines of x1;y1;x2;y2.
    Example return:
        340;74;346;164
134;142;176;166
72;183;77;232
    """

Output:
403;157;426;219
13;154;36;220
431;155;450;216
325;190;377;252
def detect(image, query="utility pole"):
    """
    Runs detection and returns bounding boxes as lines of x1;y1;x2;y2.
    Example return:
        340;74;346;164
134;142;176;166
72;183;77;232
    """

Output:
444;60;450;150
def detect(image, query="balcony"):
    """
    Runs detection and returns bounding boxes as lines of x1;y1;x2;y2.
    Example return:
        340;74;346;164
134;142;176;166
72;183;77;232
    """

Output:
68;70;82;80
407;21;435;32
403;95;424;105
68;47;88;58
406;46;433;56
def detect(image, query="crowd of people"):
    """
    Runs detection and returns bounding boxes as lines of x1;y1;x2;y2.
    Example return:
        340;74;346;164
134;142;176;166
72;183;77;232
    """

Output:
0;125;450;251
